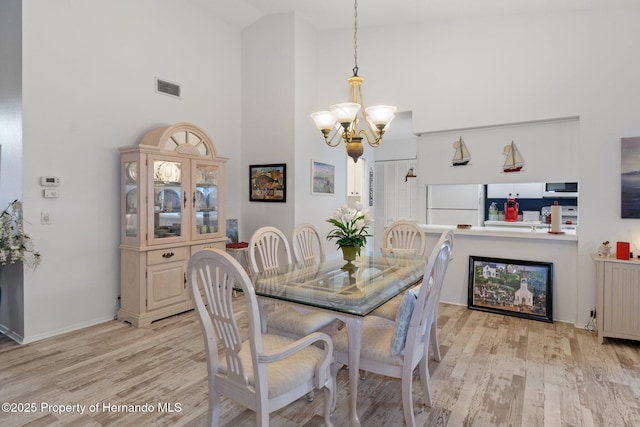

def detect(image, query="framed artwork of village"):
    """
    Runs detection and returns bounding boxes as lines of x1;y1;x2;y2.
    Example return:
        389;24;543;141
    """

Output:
468;255;553;323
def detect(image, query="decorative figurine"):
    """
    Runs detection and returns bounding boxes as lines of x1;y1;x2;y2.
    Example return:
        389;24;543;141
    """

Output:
598;241;612;257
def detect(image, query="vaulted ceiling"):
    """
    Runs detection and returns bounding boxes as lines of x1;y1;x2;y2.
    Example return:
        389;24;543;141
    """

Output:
193;0;639;30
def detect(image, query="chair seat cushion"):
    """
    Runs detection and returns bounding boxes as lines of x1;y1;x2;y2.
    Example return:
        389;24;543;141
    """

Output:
370;294;403;320
268;307;337;336
332;316;404;365
219;333;325;398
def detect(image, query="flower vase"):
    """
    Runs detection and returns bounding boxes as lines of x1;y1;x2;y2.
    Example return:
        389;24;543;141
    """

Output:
340;246;358;270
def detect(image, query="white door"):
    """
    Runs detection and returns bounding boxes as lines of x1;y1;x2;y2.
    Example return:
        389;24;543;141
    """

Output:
373;159;420;250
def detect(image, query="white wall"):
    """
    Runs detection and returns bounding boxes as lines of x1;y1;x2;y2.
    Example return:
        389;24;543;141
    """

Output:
312;7;640;325
293;14;347;245
18;0;242;342
241;14;296;241
242;13;350;249
417;118;580;185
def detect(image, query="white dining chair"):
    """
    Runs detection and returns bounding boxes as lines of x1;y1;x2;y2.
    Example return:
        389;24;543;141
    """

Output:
330;232;453;426
381;220;427;258
292;223;326;263
370;220;427;320
188;248;335;427
248;226;338;339
372;230;454;362
248;226;293;275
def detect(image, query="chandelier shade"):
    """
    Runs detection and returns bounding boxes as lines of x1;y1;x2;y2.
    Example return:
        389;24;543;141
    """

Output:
329;103;361;125
365;105;397;128
310;0;396;163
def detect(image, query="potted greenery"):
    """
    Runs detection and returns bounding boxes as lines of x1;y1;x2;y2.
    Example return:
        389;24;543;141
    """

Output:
0;200;41;270
326;203;372;268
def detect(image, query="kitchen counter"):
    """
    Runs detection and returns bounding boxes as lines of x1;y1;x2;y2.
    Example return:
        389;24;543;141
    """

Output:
419;223;578;241
483;219;577;230
418;223;577;324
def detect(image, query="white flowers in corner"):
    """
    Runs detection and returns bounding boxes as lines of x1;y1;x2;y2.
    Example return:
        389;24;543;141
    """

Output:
326;202;373;255
0;200;41;270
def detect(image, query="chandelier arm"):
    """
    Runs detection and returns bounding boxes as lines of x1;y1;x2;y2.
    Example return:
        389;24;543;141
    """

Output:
357;128;382;147
325;127;344;147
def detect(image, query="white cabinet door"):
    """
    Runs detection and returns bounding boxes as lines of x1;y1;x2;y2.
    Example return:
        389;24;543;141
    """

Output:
487;183;543;198
348;158;365;197
487;183;514;198
514;183;544;198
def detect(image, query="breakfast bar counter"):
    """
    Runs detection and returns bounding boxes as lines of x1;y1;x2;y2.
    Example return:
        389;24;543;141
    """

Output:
418;223;578;324
420;223;578;241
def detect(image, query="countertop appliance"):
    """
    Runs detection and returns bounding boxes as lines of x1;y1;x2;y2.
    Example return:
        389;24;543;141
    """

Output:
504;197;519;222
543;182;578;198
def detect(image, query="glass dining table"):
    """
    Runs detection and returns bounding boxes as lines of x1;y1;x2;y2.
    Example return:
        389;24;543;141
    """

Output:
249;252;425;427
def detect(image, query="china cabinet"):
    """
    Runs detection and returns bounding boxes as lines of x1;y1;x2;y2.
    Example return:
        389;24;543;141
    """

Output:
118;123;227;326
592;254;640;344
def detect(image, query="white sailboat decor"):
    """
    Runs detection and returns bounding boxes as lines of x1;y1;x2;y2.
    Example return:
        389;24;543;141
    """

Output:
452;137;471;166
502;141;524;172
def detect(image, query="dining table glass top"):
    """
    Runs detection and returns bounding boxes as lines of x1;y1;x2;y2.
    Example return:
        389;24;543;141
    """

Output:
249;252;425;316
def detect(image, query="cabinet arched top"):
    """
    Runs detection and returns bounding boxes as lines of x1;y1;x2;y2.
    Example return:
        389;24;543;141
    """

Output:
139;122;218;159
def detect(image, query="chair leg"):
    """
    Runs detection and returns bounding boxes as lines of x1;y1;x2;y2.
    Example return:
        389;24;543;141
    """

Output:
418;354;432;408
323;376;336;427
401;367;417;427
210;390;220;427
257;407;269;427
330;362;343;411
430;320;441;362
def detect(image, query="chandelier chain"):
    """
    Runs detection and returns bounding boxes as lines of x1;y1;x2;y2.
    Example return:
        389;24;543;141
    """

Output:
353;0;359;76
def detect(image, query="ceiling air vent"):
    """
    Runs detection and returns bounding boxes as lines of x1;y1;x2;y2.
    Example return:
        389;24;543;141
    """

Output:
155;77;181;99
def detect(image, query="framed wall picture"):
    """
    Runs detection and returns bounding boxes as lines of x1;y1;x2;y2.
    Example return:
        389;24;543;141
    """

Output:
311;160;335;195
249;163;286;202
468;255;553;323
621;136;640;218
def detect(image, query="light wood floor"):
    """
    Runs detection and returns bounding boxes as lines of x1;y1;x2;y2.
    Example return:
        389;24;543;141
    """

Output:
1;301;639;426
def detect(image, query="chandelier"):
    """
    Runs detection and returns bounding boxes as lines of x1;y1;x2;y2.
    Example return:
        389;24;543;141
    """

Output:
310;0;396;163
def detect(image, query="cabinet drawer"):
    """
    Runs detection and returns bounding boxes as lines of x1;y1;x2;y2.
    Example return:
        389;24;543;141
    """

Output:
191;241;225;254
147;247;189;265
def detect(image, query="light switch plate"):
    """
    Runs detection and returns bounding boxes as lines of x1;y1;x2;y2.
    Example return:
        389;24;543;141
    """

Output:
43;189;60;198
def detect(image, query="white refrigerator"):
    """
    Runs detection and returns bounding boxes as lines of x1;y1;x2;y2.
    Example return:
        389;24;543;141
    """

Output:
427;184;484;226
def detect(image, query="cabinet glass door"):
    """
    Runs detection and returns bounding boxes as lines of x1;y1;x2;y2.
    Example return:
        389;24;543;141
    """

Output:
152;159;184;241
124;160;138;238
193;163;219;237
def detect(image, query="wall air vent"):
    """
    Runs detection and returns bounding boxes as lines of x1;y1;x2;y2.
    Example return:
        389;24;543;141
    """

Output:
155;77;181;99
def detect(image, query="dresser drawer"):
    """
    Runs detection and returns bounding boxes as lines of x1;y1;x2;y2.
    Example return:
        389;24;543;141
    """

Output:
191;241;225;254
147;247;189;265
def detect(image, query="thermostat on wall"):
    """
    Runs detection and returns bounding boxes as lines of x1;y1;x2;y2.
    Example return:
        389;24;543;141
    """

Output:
40;176;60;187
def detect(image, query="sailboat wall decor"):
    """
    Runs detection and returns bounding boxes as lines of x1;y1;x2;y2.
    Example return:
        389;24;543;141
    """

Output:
502;141;524;172
451;137;471;166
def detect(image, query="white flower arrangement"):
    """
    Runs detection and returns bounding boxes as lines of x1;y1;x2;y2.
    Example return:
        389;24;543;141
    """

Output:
0;200;41;270
326;203;373;255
